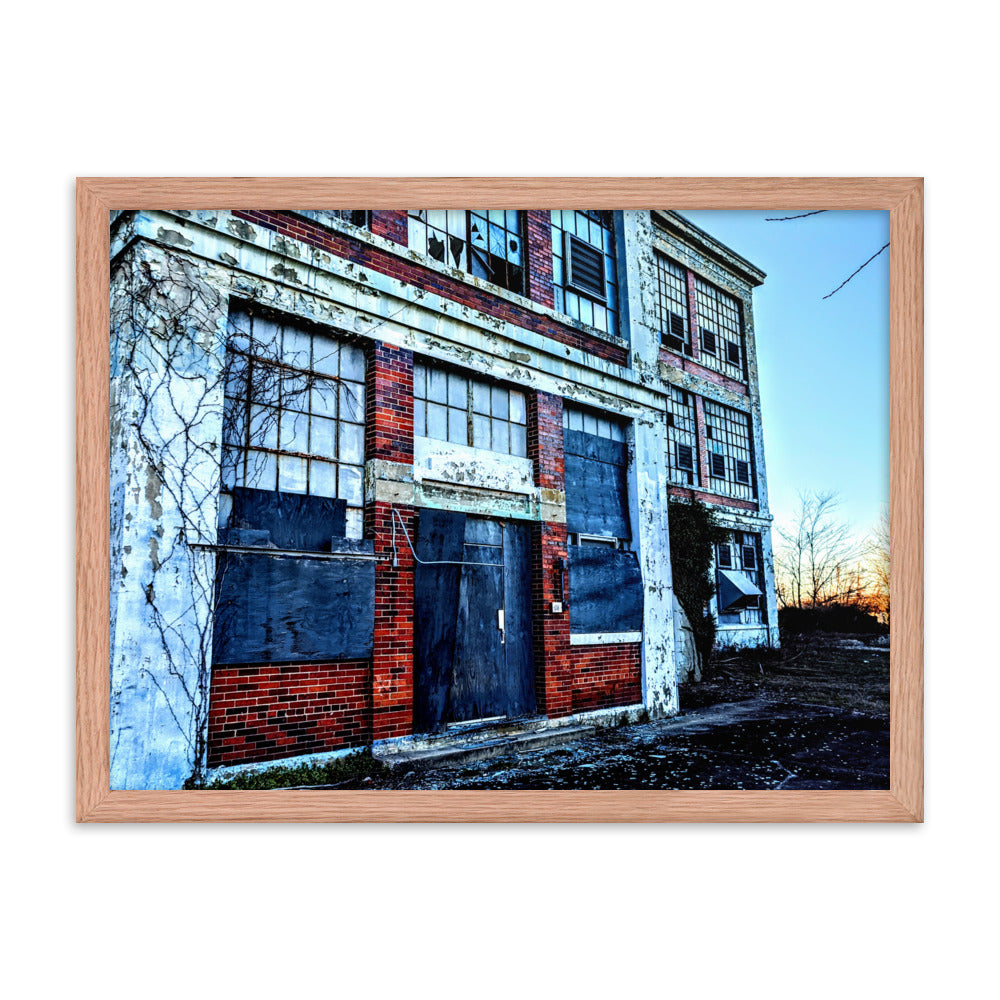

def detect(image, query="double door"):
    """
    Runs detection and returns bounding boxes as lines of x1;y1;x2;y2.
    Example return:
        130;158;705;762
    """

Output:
414;510;535;732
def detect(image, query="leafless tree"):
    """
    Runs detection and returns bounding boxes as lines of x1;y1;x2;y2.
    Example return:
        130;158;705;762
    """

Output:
776;490;863;608
862;504;890;625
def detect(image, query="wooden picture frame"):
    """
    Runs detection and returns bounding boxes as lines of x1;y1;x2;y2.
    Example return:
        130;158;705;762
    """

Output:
78;177;922;822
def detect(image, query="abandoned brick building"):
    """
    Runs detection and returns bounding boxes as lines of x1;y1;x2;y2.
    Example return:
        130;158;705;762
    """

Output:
109;207;779;789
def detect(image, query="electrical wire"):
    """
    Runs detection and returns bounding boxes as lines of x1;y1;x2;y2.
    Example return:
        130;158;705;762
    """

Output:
390;507;503;568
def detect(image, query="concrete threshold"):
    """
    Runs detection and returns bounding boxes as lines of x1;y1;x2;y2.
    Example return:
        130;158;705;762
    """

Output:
374;721;597;772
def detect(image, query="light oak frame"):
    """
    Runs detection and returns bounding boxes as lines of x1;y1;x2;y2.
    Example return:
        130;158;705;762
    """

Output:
78;178;923;822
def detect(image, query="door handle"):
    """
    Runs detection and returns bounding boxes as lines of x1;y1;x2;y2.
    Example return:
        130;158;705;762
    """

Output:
498;609;505;645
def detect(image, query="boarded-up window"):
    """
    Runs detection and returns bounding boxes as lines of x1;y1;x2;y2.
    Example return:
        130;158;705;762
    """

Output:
214;307;374;665
563;405;642;633
562;408;630;540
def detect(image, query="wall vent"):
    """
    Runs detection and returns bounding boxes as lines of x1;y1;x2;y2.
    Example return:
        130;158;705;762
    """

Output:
700;329;716;355
677;443;694;470
710;453;726;478
735;459;750;484
565;235;607;300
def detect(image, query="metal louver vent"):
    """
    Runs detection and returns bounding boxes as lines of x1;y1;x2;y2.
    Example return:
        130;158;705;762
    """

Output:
710;453;726;478
735;459;750;484
741;544;757;569
701;329;716;355
677;443;693;470
717;544;732;569
670;311;685;338
565;235;607;300
726;340;741;365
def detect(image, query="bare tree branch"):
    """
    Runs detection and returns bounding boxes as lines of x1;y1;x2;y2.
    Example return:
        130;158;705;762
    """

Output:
822;242;889;299
764;210;828;222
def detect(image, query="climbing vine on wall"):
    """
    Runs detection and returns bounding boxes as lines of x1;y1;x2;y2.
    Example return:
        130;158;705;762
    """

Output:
668;498;728;672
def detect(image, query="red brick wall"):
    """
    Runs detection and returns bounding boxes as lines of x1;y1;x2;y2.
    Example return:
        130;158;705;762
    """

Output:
525;210;555;309
232;210;627;365
207;659;370;766
367;501;415;741
365;340;413;464
527;390;573;718
568;644;642;713
667;484;759;512
364;340;416;741
371;210;407;246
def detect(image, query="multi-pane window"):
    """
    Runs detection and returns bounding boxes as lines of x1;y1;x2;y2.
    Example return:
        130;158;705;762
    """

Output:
222;310;366;538
655;255;691;355
407;210;525;294
562;404;627;443
694;277;745;380
665;385;698;485
716;531;765;625
703;399;755;501
295;210;371;230
413;361;527;457
551;210;619;336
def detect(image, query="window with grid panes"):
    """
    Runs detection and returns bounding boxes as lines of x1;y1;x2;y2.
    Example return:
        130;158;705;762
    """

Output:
413;361;527;457
716;530;765;623
655;255;692;354
694;276;745;381
294;210;371;230
221;310;367;539
703;399;755;501
665;385;699;485
550;210;619;336
407;210;525;293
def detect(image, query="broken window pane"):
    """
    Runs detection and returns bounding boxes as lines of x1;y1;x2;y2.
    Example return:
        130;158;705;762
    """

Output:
408;210;525;293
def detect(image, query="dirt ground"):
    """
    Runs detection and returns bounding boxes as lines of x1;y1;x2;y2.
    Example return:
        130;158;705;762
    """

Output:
680;633;890;716
365;633;890;791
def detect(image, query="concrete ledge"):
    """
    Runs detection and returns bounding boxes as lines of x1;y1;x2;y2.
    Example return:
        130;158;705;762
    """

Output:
570;631;642;646
374;725;597;772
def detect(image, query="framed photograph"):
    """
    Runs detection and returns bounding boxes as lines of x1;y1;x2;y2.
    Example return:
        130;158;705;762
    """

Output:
77;177;922;822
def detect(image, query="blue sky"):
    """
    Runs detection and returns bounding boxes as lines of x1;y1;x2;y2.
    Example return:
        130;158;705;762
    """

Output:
679;210;890;543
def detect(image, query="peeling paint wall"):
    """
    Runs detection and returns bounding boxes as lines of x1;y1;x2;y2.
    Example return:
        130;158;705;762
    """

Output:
109;243;229;789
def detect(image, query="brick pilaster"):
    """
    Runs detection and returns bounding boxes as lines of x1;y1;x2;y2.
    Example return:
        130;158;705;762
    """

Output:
525;210;555;310
694;393;710;489
365;341;415;740
686;270;702;359
527;390;572;717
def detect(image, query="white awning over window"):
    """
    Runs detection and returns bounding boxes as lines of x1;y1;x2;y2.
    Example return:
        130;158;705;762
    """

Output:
718;568;763;611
